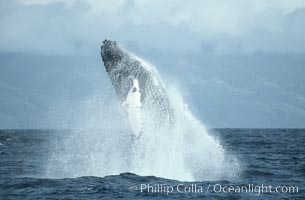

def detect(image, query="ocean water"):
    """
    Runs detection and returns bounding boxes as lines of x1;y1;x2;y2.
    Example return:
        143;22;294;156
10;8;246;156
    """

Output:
0;129;304;199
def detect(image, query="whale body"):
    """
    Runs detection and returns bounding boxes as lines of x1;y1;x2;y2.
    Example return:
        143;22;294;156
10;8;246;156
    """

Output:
100;40;229;181
101;40;174;138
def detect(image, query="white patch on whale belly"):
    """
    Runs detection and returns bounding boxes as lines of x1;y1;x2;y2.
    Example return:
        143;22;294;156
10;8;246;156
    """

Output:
122;79;143;138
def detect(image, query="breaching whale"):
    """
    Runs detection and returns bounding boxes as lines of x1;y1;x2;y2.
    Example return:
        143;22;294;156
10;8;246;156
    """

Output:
101;40;174;138
100;40;229;181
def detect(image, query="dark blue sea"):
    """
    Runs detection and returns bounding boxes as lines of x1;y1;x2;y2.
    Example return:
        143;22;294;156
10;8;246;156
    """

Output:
0;129;304;199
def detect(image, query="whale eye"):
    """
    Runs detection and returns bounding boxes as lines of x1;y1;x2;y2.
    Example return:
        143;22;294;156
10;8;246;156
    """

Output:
132;87;137;92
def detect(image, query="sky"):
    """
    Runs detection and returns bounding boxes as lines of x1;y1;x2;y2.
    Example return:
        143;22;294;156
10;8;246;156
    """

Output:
0;0;305;128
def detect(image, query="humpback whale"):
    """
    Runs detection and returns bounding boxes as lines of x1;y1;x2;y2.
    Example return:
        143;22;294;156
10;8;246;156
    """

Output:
101;40;174;138
46;40;233;181
99;40;229;181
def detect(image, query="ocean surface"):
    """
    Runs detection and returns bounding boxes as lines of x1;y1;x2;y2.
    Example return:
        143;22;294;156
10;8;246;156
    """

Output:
0;129;304;199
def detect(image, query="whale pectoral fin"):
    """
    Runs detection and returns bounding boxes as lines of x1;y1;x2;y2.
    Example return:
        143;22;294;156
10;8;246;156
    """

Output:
123;79;144;138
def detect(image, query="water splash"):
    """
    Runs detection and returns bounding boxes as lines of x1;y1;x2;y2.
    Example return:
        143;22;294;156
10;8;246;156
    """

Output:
45;41;240;181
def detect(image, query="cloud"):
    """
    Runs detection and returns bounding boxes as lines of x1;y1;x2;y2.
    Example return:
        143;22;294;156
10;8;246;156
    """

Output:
0;0;305;55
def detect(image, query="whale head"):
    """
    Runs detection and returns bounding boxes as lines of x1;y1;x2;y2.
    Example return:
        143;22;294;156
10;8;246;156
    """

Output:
101;39;141;103
101;39;175;128
101;40;126;73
